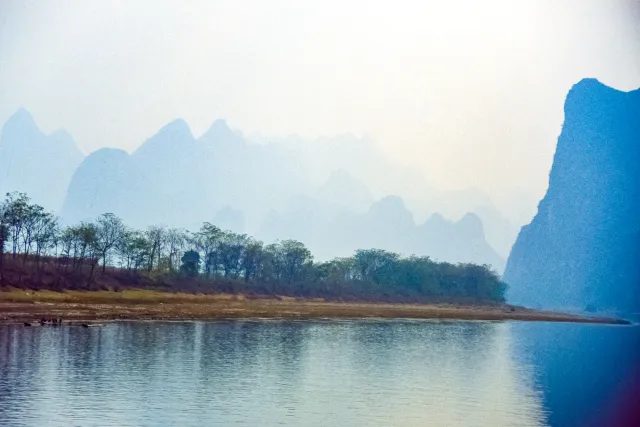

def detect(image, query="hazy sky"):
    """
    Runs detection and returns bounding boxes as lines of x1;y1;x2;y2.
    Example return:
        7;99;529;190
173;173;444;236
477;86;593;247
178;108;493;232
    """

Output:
1;0;639;201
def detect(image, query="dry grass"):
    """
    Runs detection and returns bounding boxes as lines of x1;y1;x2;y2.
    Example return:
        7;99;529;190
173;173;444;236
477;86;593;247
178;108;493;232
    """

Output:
0;288;629;325
0;288;239;304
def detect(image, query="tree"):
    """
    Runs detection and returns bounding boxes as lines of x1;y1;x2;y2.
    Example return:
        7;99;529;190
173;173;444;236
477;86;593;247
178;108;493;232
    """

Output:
191;222;222;277
117;229;150;273
353;249;398;283
145;225;166;272
217;231;248;278
95;213;125;273
0;200;8;283
0;190;508;304
180;250;201;277
240;238;264;283
166;228;186;274
278;240;313;285
3;192;30;256
57;222;99;283
31;209;58;265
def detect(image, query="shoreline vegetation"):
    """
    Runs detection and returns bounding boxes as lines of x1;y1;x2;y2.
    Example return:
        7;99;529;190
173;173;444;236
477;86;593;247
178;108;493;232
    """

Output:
0;289;629;325
0;192;507;304
0;192;629;325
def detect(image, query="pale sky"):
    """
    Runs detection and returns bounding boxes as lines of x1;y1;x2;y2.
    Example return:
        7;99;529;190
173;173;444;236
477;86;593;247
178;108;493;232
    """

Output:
1;0;639;201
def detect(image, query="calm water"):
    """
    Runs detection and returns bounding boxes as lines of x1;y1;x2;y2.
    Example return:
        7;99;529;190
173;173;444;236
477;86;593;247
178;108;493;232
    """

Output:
0;320;638;427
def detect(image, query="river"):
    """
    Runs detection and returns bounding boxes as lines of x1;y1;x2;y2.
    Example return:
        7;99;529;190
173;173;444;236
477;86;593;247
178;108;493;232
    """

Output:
0;320;638;427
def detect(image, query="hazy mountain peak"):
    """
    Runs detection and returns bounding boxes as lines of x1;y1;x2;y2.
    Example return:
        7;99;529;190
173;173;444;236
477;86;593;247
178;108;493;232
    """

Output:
1;108;40;140
455;212;485;239
372;195;407;210
86;147;130;163
49;129;77;148
5;107;35;127
206;118;231;135
315;169;374;212
369;195;414;226
0;110;84;212
157;118;193;139
134;118;194;157
423;212;450;228
200;118;244;147
50;128;73;140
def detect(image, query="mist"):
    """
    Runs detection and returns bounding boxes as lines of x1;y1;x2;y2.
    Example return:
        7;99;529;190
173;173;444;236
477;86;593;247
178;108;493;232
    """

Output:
1;0;639;214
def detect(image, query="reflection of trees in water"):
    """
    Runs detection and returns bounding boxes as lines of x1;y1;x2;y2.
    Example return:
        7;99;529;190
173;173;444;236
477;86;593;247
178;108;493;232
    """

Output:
0;327;41;421
0;321;549;426
197;321;306;389
294;320;546;427
0;326;110;423
5;321;638;426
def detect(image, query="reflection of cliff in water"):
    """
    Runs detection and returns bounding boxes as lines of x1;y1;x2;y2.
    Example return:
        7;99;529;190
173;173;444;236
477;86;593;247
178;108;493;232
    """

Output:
510;322;640;427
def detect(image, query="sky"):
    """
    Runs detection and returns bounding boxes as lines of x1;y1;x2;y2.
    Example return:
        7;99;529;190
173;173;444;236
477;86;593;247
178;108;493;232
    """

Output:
1;0;639;203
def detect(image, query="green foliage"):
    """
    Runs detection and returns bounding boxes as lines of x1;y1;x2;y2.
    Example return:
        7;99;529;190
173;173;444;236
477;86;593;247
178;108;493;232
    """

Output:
0;191;508;304
180;250;201;277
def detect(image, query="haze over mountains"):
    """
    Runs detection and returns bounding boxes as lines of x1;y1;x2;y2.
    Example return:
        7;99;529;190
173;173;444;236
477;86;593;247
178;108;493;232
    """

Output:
0;109;517;272
0;108;83;212
3;78;639;309
505;79;640;313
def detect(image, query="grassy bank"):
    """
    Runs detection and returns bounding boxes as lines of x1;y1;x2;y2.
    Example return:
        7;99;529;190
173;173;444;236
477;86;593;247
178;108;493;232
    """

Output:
0;288;628;325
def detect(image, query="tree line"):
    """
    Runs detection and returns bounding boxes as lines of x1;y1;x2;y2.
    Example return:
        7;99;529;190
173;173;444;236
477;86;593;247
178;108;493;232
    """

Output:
0;192;507;303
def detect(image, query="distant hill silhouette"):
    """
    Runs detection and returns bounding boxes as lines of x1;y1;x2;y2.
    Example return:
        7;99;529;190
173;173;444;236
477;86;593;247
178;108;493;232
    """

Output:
256;194;505;272
505;79;640;312
0;109;84;211
62;118;314;229
0;109;512;271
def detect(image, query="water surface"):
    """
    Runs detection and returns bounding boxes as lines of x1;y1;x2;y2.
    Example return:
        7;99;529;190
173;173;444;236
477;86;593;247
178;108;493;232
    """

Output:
0;320;637;427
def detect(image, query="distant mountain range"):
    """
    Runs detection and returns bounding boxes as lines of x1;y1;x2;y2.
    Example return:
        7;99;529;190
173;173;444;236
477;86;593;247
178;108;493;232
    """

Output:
505;79;640;312
0;108;520;273
257;194;505;270
4;79;637;309
0;108;83;211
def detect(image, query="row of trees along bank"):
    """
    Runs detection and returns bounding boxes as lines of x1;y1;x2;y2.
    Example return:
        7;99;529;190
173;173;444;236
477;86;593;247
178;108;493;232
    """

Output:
0;192;507;303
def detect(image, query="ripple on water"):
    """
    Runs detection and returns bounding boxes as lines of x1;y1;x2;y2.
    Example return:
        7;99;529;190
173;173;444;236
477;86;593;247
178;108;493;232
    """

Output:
2;320;634;427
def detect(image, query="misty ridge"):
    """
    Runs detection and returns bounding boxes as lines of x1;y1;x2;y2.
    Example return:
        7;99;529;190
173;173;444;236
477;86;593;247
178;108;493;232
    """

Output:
0;109;518;273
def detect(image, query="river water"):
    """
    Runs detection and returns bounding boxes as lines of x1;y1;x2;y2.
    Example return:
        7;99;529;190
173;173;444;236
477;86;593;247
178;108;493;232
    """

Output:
0;320;638;427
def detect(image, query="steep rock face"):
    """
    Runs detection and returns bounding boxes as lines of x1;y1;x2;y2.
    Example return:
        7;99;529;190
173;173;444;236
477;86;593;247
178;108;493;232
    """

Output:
0;109;84;211
504;79;640;312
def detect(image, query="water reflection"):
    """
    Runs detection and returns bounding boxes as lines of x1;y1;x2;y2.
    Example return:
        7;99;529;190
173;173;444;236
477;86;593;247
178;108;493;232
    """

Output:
510;322;640;427
0;320;548;426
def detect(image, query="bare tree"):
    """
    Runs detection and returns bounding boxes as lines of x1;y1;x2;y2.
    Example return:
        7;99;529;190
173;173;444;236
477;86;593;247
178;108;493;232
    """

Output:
0;199;8;283
4;192;29;256
166;228;186;274
145;225;166;272
95;213;125;273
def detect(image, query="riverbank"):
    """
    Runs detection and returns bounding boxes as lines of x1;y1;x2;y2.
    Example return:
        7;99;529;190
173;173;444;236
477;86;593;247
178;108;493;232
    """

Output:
0;289;629;325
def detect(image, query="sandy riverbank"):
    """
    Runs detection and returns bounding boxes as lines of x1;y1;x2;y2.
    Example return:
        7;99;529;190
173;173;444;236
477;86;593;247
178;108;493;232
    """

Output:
0;289;629;325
